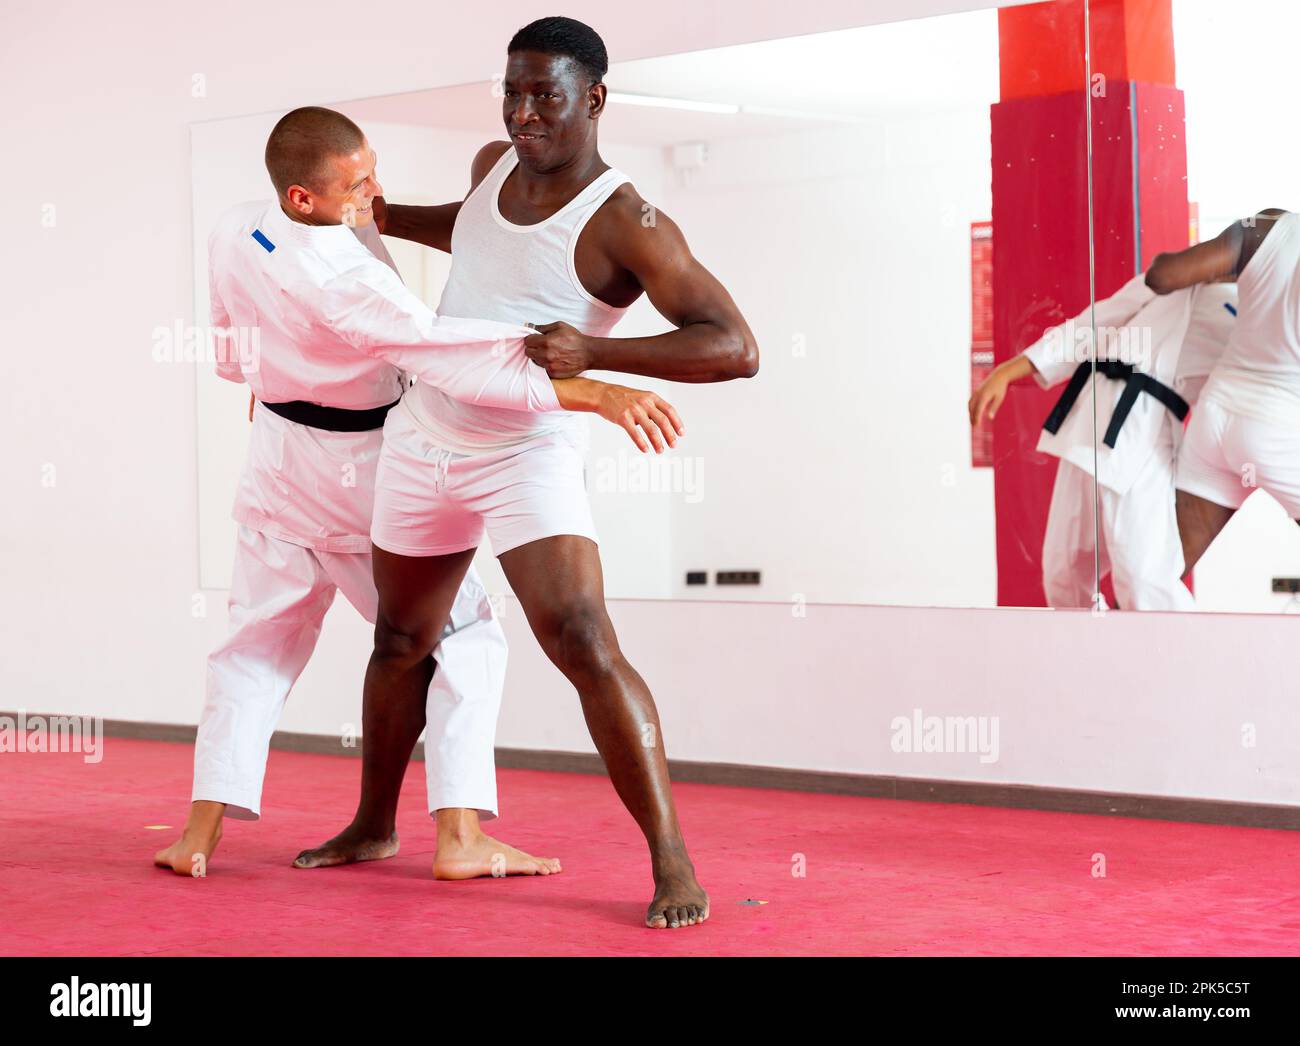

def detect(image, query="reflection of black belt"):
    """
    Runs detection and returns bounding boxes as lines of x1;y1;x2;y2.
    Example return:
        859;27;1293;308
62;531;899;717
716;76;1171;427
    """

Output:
260;398;400;432
1042;361;1189;449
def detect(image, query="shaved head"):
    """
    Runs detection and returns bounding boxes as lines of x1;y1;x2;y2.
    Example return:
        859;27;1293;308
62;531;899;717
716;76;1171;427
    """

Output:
265;106;366;196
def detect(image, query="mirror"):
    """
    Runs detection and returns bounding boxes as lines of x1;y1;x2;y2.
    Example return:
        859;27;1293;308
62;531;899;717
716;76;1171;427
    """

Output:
192;2;1097;608
1079;0;1300;614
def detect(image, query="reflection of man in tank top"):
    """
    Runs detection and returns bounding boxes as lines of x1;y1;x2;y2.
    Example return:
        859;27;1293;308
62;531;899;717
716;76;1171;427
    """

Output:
1147;208;1300;573
296;17;759;929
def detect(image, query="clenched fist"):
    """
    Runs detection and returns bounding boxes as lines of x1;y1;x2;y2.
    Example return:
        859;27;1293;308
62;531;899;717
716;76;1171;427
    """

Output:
524;321;594;378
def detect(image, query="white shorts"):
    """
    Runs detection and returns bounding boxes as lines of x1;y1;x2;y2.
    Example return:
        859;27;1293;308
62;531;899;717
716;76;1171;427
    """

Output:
1176;397;1300;518
371;401;599;557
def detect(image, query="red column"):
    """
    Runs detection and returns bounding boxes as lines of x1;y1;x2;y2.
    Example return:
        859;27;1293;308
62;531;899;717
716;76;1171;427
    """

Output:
989;0;1186;606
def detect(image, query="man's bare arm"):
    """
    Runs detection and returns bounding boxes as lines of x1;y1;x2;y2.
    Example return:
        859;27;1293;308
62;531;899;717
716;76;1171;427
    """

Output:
377;199;461;252
377;141;513;253
1147;208;1286;293
526;199;758;382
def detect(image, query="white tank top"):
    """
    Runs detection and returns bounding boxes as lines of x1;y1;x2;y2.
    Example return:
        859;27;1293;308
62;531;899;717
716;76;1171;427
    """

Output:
403;148;631;453
1173;281;1237;406
1204;210;1300;426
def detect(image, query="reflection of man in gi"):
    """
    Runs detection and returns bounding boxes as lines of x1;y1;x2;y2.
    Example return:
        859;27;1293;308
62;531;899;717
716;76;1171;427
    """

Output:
970;272;1236;610
1146;209;1300;571
155;106;679;877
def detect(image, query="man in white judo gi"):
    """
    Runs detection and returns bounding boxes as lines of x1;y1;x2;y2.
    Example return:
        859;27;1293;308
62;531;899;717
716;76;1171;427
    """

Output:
970;271;1236;610
155;106;682;878
1145;209;1300;570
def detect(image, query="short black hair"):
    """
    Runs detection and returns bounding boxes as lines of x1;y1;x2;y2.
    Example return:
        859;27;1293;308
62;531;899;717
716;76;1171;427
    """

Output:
507;16;608;84
264;106;365;196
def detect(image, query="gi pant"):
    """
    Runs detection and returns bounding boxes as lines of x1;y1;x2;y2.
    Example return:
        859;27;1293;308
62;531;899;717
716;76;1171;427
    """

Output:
192;524;506;820
1041;429;1194;611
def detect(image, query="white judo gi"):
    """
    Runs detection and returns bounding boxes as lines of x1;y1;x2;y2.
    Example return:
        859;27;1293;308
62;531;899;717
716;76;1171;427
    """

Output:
1022;273;1237;610
195;199;563;820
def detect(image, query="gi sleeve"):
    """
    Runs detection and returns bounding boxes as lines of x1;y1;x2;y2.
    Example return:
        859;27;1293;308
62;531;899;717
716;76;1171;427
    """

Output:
319;259;561;413
1021;273;1157;390
207;231;246;386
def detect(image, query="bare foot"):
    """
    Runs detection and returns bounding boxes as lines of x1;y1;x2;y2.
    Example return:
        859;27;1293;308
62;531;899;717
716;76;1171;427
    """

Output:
292;826;400;869
153;800;224;877
646;853;709;929
432;832;562;880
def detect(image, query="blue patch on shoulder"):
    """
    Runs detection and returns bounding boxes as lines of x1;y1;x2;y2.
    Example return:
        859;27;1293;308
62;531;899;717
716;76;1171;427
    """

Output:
251;229;275;253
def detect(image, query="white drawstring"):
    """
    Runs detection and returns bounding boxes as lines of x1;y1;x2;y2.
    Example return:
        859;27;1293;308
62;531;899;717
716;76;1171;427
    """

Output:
428;446;454;493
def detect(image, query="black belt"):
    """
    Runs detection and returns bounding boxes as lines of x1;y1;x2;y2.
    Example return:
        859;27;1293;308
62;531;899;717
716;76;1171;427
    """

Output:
1041;361;1189;449
260;398;400;432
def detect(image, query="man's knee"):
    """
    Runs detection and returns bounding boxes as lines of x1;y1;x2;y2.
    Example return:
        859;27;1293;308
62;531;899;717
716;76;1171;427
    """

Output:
373;615;442;668
547;603;619;679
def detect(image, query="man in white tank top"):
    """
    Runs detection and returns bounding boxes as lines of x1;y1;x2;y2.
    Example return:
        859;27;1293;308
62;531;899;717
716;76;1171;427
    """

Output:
1146;208;1300;571
297;18;759;929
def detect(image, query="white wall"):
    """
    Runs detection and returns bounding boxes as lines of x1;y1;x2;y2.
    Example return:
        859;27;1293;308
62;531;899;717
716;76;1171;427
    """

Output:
15;0;1297;811
657;114;997;605
490;600;1300;806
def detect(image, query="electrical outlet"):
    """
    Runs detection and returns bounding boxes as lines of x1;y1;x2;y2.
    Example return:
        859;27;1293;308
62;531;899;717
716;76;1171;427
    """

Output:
716;570;761;585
